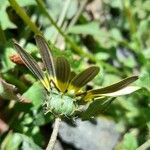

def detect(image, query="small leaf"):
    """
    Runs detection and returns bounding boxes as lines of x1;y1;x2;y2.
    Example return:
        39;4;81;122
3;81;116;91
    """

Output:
15;133;42;150
136;72;150;92
23;82;46;108
81;97;115;120
1;132;42;150
1;47;16;72
55;57;70;92
1;132;22;150
0;1;16;30
121;133;138;150
17;0;36;6
34;111;54;126
67;22;101;35
68;66;99;93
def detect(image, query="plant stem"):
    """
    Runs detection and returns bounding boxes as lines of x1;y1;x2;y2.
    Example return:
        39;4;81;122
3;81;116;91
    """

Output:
0;24;7;46
9;0;41;34
57;0;71;28
52;0;71;43
35;0;121;74
122;1;142;51
35;0;94;59
67;0;88;29
137;139;150;150
46;118;61;150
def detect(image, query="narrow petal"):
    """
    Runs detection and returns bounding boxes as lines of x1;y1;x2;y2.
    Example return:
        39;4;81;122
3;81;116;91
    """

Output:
69;71;76;82
100;86;140;97
83;76;138;101
13;41;50;91
55;57;70;92
68;66;100;94
35;35;56;82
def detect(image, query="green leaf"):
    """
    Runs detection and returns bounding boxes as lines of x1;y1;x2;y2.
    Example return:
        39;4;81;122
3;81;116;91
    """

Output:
66;0;78;19
1;132;22;150
141;108;150;122
117;49;137;68
34;110;54;126
1;47;16;72
121;133;138;150
81;97;115;120
17;0;36;6
67;22;123;48
46;0;78;19
137;72;150;92
0;1;16;30
110;28;123;42
20;133;41;150
95;52;110;61
108;0;123;8
23;82;46;108
67;22;101;35
1;132;41;150
143;48;150;59
15;133;42;150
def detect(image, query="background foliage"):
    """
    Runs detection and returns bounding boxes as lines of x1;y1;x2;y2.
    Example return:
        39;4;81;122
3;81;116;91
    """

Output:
0;0;150;149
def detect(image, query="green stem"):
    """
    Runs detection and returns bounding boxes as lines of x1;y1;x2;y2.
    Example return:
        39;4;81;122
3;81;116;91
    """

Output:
9;0;41;34
123;0;142;50
0;24;7;46
67;0;88;29
57;0;71;28
52;0;71;43
35;0;93;59
124;7;137;34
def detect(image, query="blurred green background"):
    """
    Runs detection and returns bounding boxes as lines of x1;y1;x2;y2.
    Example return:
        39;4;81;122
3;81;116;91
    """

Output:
0;0;150;149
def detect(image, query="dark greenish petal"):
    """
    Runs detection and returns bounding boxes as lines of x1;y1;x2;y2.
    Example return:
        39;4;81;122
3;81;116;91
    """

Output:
69;71;76;82
83;76;138;101
35;35;56;82
55;57;70;92
13;41;50;91
68;66;100;94
99;86;140;97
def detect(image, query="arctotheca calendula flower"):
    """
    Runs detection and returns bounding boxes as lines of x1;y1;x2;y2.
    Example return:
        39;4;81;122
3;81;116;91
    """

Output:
13;35;139;118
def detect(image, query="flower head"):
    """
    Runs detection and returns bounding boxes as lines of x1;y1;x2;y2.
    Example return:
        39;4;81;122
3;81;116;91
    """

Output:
13;35;139;118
